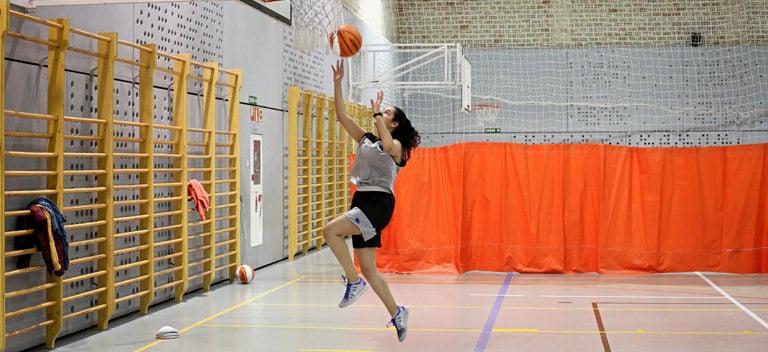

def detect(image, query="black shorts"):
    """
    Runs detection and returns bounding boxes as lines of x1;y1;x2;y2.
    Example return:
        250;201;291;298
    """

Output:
347;190;395;248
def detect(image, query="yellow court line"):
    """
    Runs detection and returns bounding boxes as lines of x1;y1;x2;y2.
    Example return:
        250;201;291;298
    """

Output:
201;323;395;332
200;323;481;334
306;276;768;299
196;323;768;336
133;276;306;352
248;302;768;312
299;350;379;352
516;329;768;336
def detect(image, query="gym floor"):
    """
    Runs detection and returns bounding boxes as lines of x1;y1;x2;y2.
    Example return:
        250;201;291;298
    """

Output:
29;244;768;352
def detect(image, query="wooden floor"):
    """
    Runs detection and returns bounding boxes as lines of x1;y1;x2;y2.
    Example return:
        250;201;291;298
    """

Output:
28;244;768;352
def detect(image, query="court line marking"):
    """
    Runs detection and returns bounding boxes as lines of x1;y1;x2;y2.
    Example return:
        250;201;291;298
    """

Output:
696;272;768;331
592;303;612;352
540;295;725;299
201;323;482;333
474;272;513;352
469;294;525;297
248;302;768;311
197;323;768;335
299;350;379;352
133;276;306;352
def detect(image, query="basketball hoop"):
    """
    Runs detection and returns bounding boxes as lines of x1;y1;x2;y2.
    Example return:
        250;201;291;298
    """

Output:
473;104;500;126
290;0;343;52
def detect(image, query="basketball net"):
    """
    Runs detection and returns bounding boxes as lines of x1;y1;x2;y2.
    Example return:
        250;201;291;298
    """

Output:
290;0;344;52
473;104;500;126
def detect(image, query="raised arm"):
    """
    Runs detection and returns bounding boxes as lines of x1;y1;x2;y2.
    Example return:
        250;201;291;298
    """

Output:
332;60;365;143
370;92;404;163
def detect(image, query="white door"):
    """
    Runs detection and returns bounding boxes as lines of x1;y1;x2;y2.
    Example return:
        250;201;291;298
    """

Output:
249;134;263;246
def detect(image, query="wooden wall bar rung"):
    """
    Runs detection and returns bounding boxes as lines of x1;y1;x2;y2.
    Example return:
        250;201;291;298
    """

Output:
69;254;107;265
63;187;107;194
62;152;106;158
4;32;57;47
114;291;147;303
113;120;148;127
63;115;106;124
4;110;56;119
5;189;58;197
62;170;106;175
154;168;182;173
114;229;149;238
5;320;56;338
114;185;149;191
114;214;150;222
153;266;182;278
63;204;107;212
154;237;183;246
62;287;106;301
5;151;57;157
114;152;149;158
6;170;58;176
5;302;57;319
3;248;37;257
155;224;182;232
113;168;148;173
4;283;57;298
114;260;149;270
63;304;106;320
68;237;105;247
64;135;101;141
4;131;53;138
116;275;149;287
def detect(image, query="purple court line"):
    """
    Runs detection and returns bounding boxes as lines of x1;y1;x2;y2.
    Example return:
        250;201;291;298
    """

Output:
474;273;514;352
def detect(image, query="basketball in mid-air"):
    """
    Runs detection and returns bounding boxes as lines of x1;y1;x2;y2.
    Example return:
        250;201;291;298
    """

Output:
329;24;363;57
236;264;255;284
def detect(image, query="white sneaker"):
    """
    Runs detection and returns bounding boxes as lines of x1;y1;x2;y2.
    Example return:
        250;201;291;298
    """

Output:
387;305;409;342
338;275;368;308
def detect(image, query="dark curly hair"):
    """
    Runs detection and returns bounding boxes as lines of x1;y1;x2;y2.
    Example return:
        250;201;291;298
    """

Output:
390;106;420;166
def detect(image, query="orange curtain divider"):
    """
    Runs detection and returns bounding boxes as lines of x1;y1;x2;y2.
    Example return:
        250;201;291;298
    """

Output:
376;142;768;274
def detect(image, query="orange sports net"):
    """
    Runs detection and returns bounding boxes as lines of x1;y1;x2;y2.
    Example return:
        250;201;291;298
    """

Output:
375;143;768;274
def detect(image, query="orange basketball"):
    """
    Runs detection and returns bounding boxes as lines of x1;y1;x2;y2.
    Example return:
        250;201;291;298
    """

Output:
329;24;362;57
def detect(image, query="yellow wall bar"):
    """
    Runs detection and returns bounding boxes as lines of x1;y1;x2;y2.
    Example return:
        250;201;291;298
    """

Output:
287;86;300;260
0;0;9;350
225;68;242;281
138;43;158;314
341;101;350;213
173;54;191;302
300;92;312;255
44;17;69;349
3;9;244;348
286;87;367;261
201;62;218;290
96;31;117;330
315;93;328;250
327;100;340;220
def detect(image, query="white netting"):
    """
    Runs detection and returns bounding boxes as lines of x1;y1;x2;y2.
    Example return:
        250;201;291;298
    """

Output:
473;104;500;126
290;0;344;52
366;1;768;148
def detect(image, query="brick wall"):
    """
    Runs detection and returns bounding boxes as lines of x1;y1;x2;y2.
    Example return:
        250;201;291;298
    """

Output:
373;0;768;48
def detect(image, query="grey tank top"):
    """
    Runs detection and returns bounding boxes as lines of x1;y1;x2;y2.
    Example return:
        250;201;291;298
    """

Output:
350;133;402;194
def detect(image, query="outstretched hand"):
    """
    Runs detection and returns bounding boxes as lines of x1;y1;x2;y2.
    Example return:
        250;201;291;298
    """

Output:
331;60;344;84
370;90;384;114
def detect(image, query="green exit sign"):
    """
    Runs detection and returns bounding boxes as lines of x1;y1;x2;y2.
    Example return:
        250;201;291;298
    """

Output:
248;96;258;105
484;128;501;133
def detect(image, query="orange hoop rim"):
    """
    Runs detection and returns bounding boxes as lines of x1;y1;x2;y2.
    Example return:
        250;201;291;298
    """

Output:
474;103;500;109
